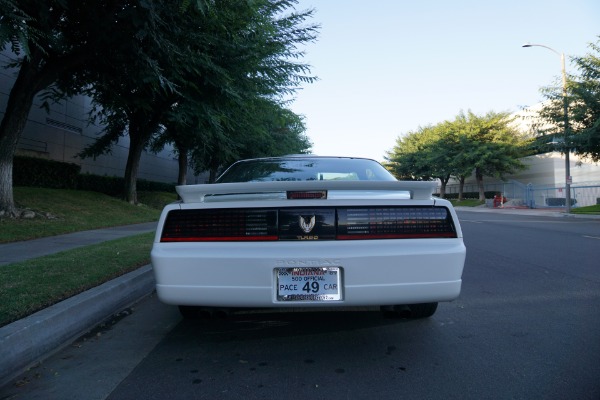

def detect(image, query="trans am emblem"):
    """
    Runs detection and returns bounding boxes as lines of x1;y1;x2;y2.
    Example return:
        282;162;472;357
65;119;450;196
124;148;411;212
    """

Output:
299;215;316;233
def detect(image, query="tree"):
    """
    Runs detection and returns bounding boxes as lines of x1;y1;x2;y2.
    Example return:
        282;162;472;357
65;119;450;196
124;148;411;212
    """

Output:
385;123;464;197
75;1;189;203
0;0;183;215
385;111;527;201
538;37;600;161
146;0;317;185
454;111;526;200
385;127;435;181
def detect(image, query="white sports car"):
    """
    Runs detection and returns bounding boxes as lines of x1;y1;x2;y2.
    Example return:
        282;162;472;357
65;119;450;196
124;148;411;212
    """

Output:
151;156;466;319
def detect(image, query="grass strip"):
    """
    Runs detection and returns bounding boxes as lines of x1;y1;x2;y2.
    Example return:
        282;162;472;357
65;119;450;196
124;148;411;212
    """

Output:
571;204;600;215
0;188;174;243
449;199;485;207
0;232;154;327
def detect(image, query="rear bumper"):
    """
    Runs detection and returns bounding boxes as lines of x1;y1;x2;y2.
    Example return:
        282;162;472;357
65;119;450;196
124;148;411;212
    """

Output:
151;238;466;308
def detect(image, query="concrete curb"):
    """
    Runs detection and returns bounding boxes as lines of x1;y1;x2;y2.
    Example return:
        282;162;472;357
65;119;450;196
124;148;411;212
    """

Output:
0;265;155;387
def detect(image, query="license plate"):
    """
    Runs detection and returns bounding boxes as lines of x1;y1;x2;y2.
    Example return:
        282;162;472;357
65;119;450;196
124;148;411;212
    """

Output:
276;267;342;301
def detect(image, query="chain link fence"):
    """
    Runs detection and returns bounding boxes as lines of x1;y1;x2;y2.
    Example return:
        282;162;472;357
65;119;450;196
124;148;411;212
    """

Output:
443;180;600;208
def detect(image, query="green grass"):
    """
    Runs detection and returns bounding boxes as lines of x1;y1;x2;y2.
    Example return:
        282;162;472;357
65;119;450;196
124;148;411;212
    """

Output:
572;204;600;215
0;232;154;327
0;187;177;327
0;187;177;243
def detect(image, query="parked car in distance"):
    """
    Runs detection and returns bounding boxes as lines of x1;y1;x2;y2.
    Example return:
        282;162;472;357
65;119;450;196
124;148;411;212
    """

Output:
151;155;466;319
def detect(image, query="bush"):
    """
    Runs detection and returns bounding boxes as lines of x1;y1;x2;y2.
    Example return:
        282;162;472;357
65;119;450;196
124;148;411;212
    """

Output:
435;191;497;200
14;156;81;189
14;156;176;196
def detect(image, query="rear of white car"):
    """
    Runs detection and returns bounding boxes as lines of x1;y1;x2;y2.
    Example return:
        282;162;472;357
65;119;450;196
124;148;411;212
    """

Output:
151;168;466;319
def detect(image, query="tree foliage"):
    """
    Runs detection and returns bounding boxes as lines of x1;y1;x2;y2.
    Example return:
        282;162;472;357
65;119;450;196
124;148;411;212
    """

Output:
0;0;317;212
0;0;38;56
538;37;600;161
146;0;316;184
385;111;526;200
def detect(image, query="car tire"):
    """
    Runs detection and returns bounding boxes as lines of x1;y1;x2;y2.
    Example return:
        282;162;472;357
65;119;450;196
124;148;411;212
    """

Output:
178;305;199;319
408;302;438;318
381;303;438;319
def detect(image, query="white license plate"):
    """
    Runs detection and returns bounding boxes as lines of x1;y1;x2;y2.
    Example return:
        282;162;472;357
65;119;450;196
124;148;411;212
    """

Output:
276;267;342;301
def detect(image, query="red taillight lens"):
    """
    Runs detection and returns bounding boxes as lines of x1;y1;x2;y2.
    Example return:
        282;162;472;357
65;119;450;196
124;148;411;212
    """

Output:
160;209;278;242
336;207;457;240
287;191;327;200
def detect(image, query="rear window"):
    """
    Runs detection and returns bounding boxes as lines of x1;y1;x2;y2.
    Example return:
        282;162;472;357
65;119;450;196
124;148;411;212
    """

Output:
216;158;396;183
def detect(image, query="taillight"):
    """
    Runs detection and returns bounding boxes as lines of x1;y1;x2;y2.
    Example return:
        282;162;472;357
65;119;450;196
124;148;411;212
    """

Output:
160;206;457;242
160;209;278;242
336;207;457;239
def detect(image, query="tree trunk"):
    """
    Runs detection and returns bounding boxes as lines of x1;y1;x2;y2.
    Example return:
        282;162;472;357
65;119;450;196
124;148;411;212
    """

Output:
123;123;146;204
475;168;485;201
176;144;188;186
0;48;83;216
0;57;46;217
438;174;450;199
458;176;466;201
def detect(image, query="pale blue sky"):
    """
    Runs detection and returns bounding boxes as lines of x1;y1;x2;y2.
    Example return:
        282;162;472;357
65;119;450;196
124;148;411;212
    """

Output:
289;0;600;161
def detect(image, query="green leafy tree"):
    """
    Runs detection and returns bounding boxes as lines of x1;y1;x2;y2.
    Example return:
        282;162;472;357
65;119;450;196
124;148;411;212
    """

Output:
538;37;600;161
386;123;461;197
386;111;527;201
385;127;435;181
149;0;317;184
454;111;527;200
0;0;187;215
75;2;192;203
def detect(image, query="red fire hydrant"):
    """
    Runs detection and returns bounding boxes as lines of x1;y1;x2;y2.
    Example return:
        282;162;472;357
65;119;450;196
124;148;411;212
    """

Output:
493;194;507;208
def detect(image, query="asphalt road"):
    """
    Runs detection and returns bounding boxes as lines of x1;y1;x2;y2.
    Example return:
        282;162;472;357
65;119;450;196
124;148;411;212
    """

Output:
2;211;599;400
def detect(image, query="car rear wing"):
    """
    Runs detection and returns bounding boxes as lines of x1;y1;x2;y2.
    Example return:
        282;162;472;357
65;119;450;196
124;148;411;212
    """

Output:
176;180;437;203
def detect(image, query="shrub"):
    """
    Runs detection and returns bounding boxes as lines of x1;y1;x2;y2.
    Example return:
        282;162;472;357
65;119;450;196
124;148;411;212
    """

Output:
14;156;81;189
435;191;497;200
14;156;176;196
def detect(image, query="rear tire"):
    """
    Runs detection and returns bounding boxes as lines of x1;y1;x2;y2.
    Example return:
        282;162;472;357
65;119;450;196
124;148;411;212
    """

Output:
178;306;233;319
381;302;438;319
408;302;438;318
178;305;199;319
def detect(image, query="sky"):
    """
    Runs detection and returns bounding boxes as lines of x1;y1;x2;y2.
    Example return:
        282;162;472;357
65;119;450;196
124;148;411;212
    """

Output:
287;0;600;162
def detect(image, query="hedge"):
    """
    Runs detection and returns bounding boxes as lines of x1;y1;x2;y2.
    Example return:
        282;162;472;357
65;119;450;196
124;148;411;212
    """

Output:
14;156;81;189
13;156;176;196
435;191;499;200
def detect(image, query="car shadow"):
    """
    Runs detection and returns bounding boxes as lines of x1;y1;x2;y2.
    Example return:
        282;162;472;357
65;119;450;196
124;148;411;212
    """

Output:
172;307;431;342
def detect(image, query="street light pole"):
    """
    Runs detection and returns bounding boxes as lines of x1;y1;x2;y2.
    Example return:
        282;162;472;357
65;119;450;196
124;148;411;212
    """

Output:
522;43;571;213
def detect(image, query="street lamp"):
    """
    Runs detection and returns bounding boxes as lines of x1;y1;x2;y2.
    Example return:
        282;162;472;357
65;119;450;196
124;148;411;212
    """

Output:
522;43;571;213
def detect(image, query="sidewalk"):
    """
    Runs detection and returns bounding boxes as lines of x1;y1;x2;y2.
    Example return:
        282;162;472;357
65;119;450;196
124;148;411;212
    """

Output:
454;205;600;219
0;222;157;266
0;222;158;387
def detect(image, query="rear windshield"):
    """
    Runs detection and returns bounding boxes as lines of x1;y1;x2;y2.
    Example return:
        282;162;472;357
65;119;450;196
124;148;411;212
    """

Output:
216;158;396;183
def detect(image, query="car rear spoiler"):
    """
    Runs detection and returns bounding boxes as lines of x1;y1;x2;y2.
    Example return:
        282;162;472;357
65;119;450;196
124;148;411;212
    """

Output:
176;181;437;203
